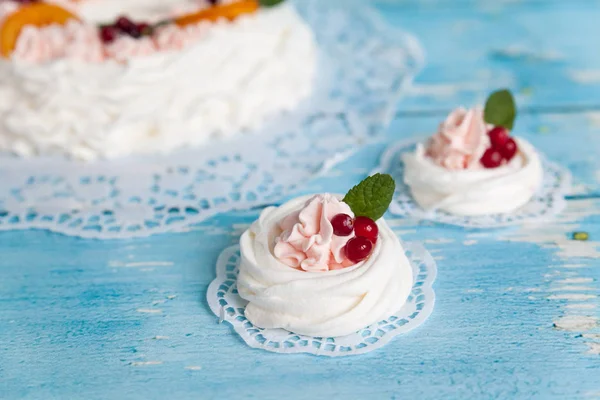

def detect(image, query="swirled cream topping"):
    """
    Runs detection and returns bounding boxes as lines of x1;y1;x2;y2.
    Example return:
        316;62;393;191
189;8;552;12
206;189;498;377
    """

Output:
274;194;355;272
237;194;413;338
426;107;490;170
403;138;543;216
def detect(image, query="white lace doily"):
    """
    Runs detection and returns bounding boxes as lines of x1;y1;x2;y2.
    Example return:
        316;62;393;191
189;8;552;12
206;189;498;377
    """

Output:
0;0;424;239
377;140;572;228
206;242;436;357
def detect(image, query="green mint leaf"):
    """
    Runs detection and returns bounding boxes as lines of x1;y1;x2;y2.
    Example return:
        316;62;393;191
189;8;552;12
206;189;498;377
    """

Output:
343;173;396;221
484;89;517;130
259;0;286;6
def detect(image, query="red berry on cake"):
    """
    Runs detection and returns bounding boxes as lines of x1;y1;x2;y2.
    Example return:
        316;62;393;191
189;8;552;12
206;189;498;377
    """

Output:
331;213;354;236
488;126;509;150
480;148;503;169
115;16;136;32
501;137;518;161
114;16;141;38
341;174;395;263
126;25;142;38
483;125;519;165
353;216;378;243
345;237;374;263
99;26;118;43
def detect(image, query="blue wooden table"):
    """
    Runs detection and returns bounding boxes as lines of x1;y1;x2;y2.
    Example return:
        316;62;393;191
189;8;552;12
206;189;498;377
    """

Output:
2;1;600;399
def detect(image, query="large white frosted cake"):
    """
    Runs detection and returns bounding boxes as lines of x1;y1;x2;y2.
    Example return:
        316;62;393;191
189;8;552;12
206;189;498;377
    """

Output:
0;0;317;160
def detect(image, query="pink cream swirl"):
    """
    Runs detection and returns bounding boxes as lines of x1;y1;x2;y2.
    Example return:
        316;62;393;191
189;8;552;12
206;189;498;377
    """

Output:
425;107;490;170
273;194;355;272
105;36;156;62
12;21;104;63
154;24;204;51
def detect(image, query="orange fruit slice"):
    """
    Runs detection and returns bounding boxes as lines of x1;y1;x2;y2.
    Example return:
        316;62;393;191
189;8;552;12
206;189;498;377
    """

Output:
174;0;259;27
1;3;79;58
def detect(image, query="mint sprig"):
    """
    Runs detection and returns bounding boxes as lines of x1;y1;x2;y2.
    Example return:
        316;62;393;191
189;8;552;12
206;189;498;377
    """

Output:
259;0;286;6
484;89;517;130
343;174;395;221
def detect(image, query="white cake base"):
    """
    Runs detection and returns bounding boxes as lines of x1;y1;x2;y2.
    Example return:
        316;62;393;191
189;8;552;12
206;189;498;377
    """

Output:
0;2;317;160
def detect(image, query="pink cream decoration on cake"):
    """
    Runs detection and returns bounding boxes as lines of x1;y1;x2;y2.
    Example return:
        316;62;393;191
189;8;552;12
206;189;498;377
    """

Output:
105;36;156;62
9;22;208;63
425;107;490;170
11;25;57;63
63;21;104;62
153;24;203;51
274;194;356;272
12;21;104;63
2;1;216;64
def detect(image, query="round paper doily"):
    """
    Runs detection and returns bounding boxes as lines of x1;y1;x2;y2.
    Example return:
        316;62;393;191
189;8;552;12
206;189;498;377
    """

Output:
207;241;436;357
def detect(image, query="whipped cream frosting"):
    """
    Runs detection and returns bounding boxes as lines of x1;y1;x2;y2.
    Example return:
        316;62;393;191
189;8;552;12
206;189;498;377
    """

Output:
426;107;490;170
237;195;413;337
403;138;543;216
0;1;317;160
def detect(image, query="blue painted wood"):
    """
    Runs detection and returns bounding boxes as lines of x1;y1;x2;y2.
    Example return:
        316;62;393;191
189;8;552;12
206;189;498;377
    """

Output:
1;1;600;399
377;0;600;113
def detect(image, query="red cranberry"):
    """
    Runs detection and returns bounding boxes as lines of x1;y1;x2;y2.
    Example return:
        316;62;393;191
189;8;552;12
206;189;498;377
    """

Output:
126;25;141;38
353;216;378;243
116;16;136;32
345;237;373;264
488;126;509;150
115;16;141;37
501;138;518;161
331;213;354;236
99;26;118;44
480;148;503;169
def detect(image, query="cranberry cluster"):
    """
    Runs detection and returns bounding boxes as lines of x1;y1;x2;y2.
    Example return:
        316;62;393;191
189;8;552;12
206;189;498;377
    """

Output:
331;214;379;263
99;16;152;44
480;126;519;169
96;0;224;44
